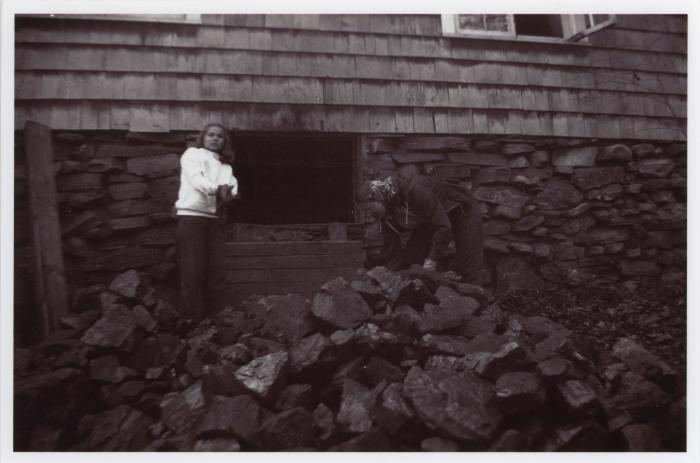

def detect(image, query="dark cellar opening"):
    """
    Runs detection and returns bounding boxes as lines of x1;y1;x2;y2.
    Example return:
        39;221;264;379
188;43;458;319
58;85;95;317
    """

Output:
227;134;356;225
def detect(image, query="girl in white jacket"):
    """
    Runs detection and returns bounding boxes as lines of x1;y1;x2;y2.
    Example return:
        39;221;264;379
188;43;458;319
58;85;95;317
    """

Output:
174;123;238;321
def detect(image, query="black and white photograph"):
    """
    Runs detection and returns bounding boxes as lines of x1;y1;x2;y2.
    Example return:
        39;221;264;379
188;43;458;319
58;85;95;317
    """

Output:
1;1;697;459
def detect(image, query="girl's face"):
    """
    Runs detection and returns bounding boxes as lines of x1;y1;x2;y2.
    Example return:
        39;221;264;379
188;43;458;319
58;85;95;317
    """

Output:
203;126;225;153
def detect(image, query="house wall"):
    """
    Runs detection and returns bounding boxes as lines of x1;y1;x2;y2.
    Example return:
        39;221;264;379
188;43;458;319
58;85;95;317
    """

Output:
14;14;686;140
12;15;687;322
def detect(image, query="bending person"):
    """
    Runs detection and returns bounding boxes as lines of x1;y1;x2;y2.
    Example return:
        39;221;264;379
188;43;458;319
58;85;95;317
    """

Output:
360;166;484;284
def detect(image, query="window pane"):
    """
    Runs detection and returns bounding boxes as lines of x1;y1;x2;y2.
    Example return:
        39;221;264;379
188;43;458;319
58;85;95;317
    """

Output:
456;14;510;33
513;14;563;37
457;14;485;30
484;14;510;32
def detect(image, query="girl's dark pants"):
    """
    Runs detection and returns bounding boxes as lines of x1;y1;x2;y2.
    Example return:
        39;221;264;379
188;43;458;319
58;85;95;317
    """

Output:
176;215;227;320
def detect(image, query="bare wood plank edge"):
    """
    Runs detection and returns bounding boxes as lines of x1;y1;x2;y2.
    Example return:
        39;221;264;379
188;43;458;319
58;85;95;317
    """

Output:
24;121;70;335
225;266;361;283
225;240;364;256
225;253;364;269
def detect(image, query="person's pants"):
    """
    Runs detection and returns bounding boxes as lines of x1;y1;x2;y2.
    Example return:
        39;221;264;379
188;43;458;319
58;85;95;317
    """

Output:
176;215;227;321
448;204;484;285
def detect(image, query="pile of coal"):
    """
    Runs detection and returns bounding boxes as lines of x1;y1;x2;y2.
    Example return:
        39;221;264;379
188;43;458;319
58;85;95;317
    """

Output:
14;267;685;452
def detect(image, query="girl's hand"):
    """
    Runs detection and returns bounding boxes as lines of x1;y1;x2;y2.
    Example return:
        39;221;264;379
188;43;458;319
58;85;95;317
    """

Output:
217;185;234;204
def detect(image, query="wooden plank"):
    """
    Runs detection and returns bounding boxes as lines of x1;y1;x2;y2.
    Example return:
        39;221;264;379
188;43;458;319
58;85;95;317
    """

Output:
505;110;523;134
369;108;397;133
225;240;363;257
129;104;170;132
433;109;449;133
472;110;489;134
447;108;473;133
24;121;70;336
252;76;290;103
520;111;541;136
287;77;323;104
328;223;348;241
219;280;333;300
226;267;361;283
395;108;414;133
412;107;435;133
551;113;569;137
486;109;508;135
592;28;685;54
293;54;317;76
226;253;362;270
323;80;354;105
408;59;436;80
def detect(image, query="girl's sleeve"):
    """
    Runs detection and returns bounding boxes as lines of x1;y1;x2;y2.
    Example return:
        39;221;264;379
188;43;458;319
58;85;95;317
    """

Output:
180;148;218;195
221;165;238;196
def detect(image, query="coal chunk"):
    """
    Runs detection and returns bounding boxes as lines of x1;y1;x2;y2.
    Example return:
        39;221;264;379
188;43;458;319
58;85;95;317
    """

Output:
109;269;143;299
159;381;209;435
494;371;546;414
555;379;601;417
404;366;502;443
275;384;315;411
337;378;383;434
234;351;289;402
257;407;317;450
244;294;315;344
372;382;415;435
81;305;141;351
196;394;271;444
312;277;373;329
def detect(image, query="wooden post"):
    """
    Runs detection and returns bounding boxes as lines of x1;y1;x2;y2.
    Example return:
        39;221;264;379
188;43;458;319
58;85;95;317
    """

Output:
24;121;69;336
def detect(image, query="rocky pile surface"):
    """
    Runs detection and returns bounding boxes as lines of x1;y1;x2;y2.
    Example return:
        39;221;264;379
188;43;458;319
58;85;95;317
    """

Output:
14;267;686;452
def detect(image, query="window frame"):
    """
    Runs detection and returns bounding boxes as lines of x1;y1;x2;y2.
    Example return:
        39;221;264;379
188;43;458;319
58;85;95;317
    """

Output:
441;14;616;44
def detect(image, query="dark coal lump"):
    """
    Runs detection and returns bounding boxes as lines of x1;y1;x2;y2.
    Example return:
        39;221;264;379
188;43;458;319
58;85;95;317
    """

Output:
13;267;686;451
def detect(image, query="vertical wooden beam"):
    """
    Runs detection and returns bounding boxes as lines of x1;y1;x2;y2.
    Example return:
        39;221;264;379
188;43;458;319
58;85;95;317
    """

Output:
24;121;69;336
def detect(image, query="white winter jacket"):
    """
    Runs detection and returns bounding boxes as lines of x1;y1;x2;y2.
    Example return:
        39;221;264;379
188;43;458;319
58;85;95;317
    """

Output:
174;147;238;218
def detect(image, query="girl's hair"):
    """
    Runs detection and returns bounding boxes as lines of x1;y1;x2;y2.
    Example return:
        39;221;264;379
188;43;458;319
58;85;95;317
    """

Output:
195;123;235;164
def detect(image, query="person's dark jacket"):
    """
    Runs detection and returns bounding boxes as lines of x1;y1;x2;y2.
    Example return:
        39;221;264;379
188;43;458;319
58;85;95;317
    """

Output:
386;179;452;262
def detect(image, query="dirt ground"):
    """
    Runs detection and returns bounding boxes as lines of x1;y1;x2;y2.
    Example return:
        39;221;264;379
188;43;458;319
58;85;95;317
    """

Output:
499;276;687;380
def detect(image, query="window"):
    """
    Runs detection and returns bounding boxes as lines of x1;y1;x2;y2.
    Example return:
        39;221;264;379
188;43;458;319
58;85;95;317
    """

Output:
442;14;616;42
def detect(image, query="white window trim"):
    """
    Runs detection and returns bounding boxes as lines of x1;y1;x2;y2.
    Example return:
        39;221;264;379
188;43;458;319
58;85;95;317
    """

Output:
21;14;203;24
442;14;616;44
566;14;617;42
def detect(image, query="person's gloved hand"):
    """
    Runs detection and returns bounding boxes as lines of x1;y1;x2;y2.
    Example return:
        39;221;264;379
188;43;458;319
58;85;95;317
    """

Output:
217;185;234;204
422;258;437;271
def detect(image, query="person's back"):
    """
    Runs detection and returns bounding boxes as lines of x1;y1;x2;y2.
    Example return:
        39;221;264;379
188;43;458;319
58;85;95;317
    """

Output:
395;170;483;283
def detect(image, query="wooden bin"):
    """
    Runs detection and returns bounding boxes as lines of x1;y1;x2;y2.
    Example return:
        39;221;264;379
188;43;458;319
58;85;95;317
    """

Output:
222;239;366;303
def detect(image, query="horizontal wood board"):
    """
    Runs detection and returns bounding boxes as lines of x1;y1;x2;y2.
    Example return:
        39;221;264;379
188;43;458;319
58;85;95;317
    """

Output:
13;15;686;140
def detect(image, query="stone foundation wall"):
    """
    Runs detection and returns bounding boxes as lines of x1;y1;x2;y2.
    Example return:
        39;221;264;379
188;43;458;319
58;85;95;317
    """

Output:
14;131;687;308
360;135;686;293
14;131;189;300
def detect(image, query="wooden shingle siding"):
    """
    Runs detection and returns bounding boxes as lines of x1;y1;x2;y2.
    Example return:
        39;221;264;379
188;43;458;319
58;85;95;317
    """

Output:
14;15;685;140
15;22;687;74
15;46;686;98
15;69;686;118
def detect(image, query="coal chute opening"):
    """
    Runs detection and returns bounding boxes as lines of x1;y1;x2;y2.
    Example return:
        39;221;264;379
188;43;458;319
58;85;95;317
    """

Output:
227;134;355;225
